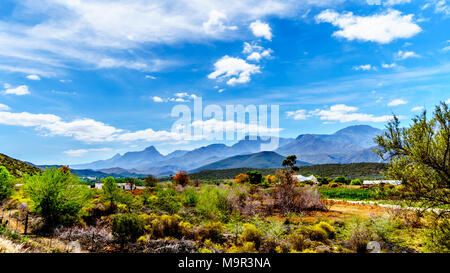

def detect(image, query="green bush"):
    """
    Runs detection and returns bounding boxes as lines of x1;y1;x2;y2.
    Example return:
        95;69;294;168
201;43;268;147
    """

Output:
246;171;262;185
195;185;231;221
316;222;336;239
0;166;14;201
151;188;181;214
112;213;146;243
181;188;199;207
350;179;363;185
23;168;90;227
333;176;350;185
240;223;264;249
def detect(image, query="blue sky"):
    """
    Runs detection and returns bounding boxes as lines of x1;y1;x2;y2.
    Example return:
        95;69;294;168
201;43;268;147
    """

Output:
0;0;449;165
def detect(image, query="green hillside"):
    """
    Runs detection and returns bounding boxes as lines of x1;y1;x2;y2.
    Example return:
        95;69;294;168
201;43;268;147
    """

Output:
189;162;388;181
0;153;41;177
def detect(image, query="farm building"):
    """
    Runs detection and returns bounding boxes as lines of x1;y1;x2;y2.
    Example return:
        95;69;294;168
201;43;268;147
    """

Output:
293;175;318;184
363;180;402;186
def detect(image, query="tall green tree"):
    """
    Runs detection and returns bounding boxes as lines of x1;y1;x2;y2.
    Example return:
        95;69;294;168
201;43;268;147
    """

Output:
374;102;449;209
0;166;14;201
24;167;90;228
102;177;119;208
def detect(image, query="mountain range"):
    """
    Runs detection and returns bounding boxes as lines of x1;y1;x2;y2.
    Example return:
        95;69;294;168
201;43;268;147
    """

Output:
71;125;386;176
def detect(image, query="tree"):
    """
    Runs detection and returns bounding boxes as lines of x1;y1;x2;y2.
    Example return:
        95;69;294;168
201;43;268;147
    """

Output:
23;168;90;228
103;177;119;208
246;171;262;185
333;176;350;185
0;166;14;201
282;155;300;172
126;177;136;190
143;175;158;189
173;170;190;187
374;102;449;209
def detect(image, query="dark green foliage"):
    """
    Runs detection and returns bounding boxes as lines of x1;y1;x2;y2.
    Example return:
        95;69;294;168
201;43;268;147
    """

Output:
333;176;350;185
282;155;299;172
246;171;262;185
350;178;363;185
23;168;90;227
188;163;388;181
143;175;158;188
152;188;181;214
0;166;14;201
112;213;145;243
102;177;118;207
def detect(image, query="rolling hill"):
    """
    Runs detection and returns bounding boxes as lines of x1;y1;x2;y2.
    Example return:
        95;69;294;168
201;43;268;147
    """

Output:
0;153;41;177
192;151;310;172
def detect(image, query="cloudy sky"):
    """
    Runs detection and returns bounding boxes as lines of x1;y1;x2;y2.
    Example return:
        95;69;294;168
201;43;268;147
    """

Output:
0;0;449;165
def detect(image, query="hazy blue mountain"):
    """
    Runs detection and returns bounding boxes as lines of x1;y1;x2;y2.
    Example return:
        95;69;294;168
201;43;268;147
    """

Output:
71;125;384;175
192;151;310;172
276;125;384;164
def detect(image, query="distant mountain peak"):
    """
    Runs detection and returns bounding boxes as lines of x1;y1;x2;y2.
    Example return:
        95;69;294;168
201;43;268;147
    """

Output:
334;125;381;135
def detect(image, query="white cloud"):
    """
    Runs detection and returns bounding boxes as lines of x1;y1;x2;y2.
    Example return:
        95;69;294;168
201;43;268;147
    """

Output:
309;104;394;123
0;0;314;74
443;46;450;51
218;88;225;93
382;63;397;68
203;10;238;35
353;64;375;71
152;96;164;103
286;109;308;120
0;103;10;111
208;56;261;85
64;148;112;157
397;50;419;60
367;0;411;5
316;9;422;44
145;75;157;79
411;106;424;112
388;99;408;106
445;98;450;104
3;85;30;96
249;20;272;40
242;42;273;62
26;74;41;80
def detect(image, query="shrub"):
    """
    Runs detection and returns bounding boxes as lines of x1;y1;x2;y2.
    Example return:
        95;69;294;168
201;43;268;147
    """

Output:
181;188;199;207
147;214;187;239
112;213;146;244
246;171;263;185
350;179;362;185
23;168;90;228
425;216;450;253
316;222;336;239
345;217;373;253
234;173;249;184
0;166;14;202
143;175;158;188
201;222;225;242
328;182;340;188
195;185;231;221
369;216;395;242
173;171;190;187
227;242;257;253
240;223;264;249
288;229;308;251
151;188;181;214
333;176;350;185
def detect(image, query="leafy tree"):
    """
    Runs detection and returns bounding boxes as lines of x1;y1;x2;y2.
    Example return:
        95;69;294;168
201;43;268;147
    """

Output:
173;170;190;187
143;175;158;189
23;167;90;228
125;177;137;190
282;155;300;172
246;171;262;185
0;166;14;201
374;102;449;209
334;176;350;185
103;177;119;208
